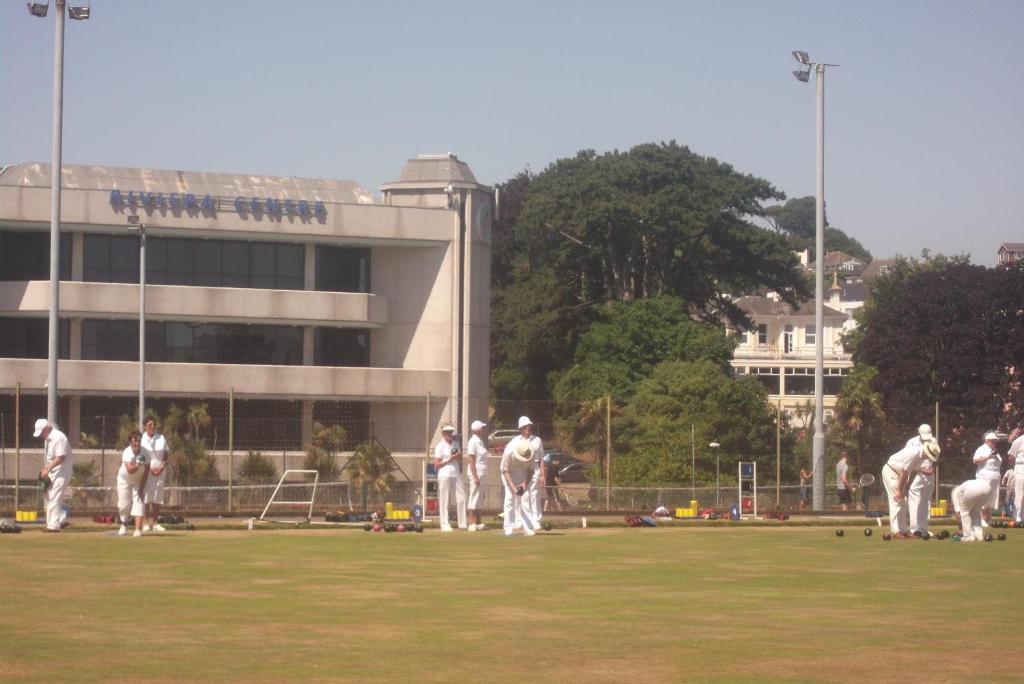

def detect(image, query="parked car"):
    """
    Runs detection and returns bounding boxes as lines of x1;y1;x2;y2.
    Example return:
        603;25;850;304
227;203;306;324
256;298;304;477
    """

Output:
487;429;521;455
544;450;590;484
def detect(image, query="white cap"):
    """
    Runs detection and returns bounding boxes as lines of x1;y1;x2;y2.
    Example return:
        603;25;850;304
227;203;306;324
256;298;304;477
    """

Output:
517;416;533;429
470;420;486;431
441;425;456;433
918;424;933;442
32;418;49;438
984;431;999;441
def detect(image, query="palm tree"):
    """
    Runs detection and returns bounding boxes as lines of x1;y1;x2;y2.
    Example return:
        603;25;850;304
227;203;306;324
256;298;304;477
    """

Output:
347;439;397;509
186;402;212;442
834;366;886;475
303;422;345;480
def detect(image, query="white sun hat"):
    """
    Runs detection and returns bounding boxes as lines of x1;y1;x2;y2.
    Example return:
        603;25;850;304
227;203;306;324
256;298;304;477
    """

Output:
32;418;49;438
517;416;533;429
923;442;941;461
441;425;456;433
513;440;534;462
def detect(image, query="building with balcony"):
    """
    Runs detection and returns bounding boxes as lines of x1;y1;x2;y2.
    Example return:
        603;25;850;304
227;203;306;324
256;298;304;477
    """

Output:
998;242;1024;266
0;155;492;452
729;294;853;423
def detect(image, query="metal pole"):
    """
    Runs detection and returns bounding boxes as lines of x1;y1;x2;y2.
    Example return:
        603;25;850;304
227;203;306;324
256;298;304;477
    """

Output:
716;453;720;507
47;0;67;424
776;399;782;507
228;387;234;512
934;401;940;506
14;383;20;514
690;424;695;499
602;395;610;507
811;62;827;512
138;225;146;429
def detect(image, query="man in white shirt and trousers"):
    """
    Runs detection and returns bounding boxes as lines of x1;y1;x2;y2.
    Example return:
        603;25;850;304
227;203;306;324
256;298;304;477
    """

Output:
881;439;940;539
504;416;545;531
465;420;489;531
1006;427;1024;524
33;418;73;533
500;424;539;536
956;432;1002;542
433;425;467;532
907;424;936;536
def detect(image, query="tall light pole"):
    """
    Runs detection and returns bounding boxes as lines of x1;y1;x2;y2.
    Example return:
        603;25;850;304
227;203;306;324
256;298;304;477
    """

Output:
709;442;721;506
28;0;91;424
127;216;146;429
792;50;838;511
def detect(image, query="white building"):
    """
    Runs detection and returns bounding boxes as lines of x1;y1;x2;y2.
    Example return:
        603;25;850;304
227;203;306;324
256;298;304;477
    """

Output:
0;155;492;453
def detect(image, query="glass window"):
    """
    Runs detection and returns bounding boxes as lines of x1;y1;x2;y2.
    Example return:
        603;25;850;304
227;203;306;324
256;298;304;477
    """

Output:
0;318;68;358
195;241;222;287
81;320;137;361
316;246;371;293
221;242;249;288
757;324;768;346
276;245;304;290
165;240;194;285
251;243;277;290
1;232;72;281
314;328;370;367
83;234;140;284
146;239;168;285
805;324;816;345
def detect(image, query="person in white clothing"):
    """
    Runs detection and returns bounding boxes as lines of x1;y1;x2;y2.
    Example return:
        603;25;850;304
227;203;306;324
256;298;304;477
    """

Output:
881;440;940;538
433;425;467;531
141;417;169;533
1008;427;1024;523
505;416;544;530
906;424;936;535
33;418;74;533
117;431;148;537
1000;468;1016;519
500;436;538;536
465;420;489;531
957;432;1002;542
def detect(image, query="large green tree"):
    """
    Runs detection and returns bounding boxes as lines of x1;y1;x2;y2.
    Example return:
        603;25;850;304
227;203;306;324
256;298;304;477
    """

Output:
855;258;1024;476
611;360;790;485
764;195;871;262
491;142;811;400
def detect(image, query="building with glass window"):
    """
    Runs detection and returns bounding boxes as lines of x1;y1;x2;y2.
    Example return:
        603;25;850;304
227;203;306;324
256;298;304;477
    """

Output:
0;155;492;453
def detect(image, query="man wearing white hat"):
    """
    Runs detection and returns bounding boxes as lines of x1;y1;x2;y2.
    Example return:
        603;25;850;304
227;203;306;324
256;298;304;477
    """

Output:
956;432;1002;542
465;420;489;531
500;426;539;536
33;418;74;533
907;424;936;535
504;416;545;530
433;425;467;531
881;439;940;538
1007;426;1024;524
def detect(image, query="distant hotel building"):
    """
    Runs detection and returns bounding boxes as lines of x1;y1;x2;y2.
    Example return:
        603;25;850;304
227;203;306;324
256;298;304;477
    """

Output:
0;155;492;451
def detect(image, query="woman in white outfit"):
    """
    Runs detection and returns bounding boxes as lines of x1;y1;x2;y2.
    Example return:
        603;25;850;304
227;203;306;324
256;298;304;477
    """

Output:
433;425;467;531
957;432;1002;542
117;432;148;537
1008;428;1024;524
465;420;489;531
142;417;169;533
500;438;537;536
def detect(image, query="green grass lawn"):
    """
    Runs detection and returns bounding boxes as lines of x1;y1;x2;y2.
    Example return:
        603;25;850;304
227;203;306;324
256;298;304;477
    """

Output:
2;525;1022;682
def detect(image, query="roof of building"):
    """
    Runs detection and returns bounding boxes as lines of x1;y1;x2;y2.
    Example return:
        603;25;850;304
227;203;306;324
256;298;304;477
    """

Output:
0;162;376;205
734;295;847;320
808;250;867;271
861;258;898;281
999;242;1024;252
839;281;868;302
385;154;478;186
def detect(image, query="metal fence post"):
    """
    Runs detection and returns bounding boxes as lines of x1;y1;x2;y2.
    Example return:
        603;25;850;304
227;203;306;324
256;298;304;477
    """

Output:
228;387;234;512
605;395;611;510
15;383;21;515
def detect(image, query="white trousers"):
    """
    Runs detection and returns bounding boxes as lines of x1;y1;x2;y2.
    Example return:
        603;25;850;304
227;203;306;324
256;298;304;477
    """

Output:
144;468;166;505
1015;465;1024;522
529;468;542;524
908;472;934;533
44;470;69;531
503;478;537;534
117;477;145;523
467;468;487;509
957;478;997;541
882;465;910;534
437;476;467;530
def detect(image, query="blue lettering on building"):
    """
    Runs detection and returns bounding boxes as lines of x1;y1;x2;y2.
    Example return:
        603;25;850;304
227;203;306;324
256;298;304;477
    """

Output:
112;188;327;218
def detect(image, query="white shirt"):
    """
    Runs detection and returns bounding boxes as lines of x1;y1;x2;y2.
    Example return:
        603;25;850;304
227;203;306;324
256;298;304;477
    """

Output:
118;446;145;485
835;460;850;490
974;444;1001;481
466;434;488;472
1009;435;1024;467
1001;469;1016;488
141;432;167;466
886;444;924;475
434;439;460;478
43;427;73;474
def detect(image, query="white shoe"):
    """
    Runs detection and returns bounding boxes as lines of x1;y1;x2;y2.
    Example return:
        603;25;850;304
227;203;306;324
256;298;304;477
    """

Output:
524;528;536;536
504;529;514;536
475;523;487;531
981;520;989;528
133;529;142;538
440;526;454;533
118;525;127;536
467;525;476;532
153;524;166;532
142;524;152;532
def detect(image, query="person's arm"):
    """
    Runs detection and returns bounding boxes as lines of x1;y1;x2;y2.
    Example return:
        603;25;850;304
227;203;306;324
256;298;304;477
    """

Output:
41;454;65;478
894;469;910;502
468;447;479;483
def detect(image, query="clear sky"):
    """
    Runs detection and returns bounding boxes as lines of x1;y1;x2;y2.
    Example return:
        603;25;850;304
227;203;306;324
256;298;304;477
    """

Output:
2;1;1021;264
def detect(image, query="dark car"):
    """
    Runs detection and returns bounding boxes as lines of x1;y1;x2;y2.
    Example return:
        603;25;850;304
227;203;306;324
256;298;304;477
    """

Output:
544;450;590;484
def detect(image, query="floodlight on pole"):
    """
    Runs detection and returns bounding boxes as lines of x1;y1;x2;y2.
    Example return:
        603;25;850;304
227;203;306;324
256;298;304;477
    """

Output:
27;1;49;17
790;50;839;511
68;2;90;20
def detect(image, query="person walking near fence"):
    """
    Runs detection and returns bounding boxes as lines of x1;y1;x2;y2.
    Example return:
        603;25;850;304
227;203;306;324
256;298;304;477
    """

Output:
433;425;467;532
881;440;940;538
465;420;489;531
117;431;148;538
799;467;812;511
836;452;853;511
500;434;538;536
33;418;73;533
1008;427;1024;524
956;432;1002;542
142;417;169;533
